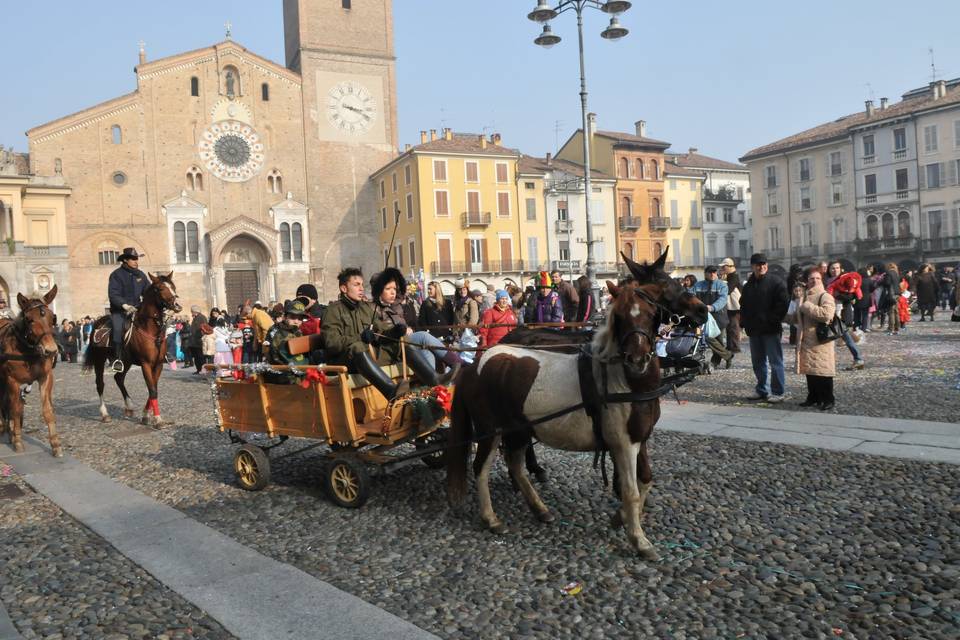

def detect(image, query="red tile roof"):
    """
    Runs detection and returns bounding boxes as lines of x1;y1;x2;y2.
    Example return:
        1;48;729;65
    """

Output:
594;129;671;149
517;155;613;179
663;161;705;178
411;133;519;156
666;151;746;171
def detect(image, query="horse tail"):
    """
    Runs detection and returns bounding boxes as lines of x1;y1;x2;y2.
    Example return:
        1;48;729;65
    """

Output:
81;339;96;372
446;364;476;506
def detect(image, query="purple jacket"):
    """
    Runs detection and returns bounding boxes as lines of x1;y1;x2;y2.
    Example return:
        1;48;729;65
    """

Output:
525;290;564;324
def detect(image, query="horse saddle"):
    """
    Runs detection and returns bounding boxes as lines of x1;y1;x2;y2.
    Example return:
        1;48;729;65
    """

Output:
91;315;134;348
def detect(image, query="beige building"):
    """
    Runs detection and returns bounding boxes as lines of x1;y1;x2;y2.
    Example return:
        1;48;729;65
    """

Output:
663;162;705;275
26;1;397;316
0;148;72;314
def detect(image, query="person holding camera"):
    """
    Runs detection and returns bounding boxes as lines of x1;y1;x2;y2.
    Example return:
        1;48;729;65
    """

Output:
786;266;837;411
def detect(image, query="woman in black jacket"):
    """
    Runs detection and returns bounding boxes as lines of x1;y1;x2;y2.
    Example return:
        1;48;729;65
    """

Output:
854;266;875;331
417;280;454;340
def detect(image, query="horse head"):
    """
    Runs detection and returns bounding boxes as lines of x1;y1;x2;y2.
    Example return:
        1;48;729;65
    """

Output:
602;281;662;377
16;285;59;357
146;272;182;314
620;248;708;326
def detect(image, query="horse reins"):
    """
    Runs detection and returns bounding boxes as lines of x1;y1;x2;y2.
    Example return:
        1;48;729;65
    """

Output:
0;301;57;362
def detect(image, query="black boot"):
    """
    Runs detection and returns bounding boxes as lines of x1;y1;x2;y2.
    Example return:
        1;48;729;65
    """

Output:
351;351;408;400
406;347;458;386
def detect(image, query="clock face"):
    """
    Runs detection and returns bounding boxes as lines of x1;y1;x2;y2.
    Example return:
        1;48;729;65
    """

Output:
326;80;377;135
198;121;264;182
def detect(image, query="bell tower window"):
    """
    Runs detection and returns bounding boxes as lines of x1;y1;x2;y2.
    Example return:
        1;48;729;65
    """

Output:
111;125;122;145
186;166;204;191
190;76;199;97
342;0;351;8
261;83;270;101
267;169;283;194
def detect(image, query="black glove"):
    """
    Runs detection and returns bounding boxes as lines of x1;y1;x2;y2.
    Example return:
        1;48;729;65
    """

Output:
387;323;407;339
360;328;377;344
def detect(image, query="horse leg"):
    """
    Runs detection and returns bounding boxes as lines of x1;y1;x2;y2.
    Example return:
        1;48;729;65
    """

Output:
39;373;61;457
93;354;112;423
504;444;554;523
7;380;24;453
113;367;135;419
142;362;162;426
637;442;653;515
524;445;548;483
610;439;657;559
474;434;505;534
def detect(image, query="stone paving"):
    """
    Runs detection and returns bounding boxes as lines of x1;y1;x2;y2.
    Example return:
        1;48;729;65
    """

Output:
0;318;958;639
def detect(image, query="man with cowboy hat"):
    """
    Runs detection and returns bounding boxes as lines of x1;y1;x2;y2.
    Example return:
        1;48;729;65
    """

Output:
107;247;149;373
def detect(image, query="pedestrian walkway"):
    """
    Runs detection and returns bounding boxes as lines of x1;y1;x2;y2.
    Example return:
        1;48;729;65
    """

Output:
0;601;22;640
1;438;439;640
659;401;960;464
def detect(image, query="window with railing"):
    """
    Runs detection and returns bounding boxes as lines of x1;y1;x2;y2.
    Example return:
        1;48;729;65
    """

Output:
98;249;119;265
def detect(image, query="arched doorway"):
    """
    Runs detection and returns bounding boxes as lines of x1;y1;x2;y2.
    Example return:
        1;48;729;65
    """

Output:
221;235;270;311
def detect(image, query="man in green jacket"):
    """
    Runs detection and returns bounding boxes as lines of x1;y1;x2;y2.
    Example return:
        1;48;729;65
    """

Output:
263;299;309;384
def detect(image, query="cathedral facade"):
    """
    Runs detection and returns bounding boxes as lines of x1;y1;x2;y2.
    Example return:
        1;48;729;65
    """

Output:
27;0;397;318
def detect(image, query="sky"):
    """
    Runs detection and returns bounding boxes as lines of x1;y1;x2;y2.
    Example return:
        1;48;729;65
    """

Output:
3;1;960;163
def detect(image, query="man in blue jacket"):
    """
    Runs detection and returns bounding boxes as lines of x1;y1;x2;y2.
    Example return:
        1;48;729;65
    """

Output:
692;265;734;369
107;247;149;372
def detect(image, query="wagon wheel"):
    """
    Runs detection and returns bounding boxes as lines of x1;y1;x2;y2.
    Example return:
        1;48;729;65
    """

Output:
417;430;447;470
325;457;370;508
234;444;270;491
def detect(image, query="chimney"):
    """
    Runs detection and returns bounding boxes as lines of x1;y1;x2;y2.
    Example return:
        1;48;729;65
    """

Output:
545;152;552;166
587;112;597;137
479;135;487;149
420;130;428;144
688;147;698;155
429;129;437;141
443;128;452;141
404;143;411;152
138;41;146;65
865;100;875;116
937;80;947;99
491;133;502;146
880;97;888;110
635;120;647;137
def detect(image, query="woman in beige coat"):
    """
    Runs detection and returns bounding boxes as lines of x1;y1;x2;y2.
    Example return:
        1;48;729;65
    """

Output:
787;266;837;411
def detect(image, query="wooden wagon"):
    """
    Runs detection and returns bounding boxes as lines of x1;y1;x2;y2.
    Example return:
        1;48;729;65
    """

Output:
207;363;449;508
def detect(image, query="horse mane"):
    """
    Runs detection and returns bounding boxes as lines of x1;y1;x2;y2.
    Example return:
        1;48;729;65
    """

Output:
591;298;620;361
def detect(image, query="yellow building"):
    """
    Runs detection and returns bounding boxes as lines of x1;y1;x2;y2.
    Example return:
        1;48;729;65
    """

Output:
663;160;706;275
0;149;72;315
371;130;547;292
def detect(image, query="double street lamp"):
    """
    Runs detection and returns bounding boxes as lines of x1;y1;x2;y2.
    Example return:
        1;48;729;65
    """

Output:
527;1;631;303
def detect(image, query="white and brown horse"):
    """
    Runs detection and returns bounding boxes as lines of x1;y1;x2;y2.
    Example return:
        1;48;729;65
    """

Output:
0;287;62;456
447;276;707;558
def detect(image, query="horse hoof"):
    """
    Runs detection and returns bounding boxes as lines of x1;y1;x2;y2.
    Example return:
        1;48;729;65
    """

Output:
638;546;660;562
488;522;507;535
536;510;555;524
533;470;548;484
141;416;150;426
52;448;63;458
101;415;112;423
124;410;135;418
610;512;624;529
13;443;25;453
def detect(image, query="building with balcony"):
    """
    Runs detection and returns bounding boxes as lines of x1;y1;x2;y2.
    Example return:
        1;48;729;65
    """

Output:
371;130;549;294
0;148;72;316
742;78;960;272
663;160;705;275
556;114;669;264
667;148;752;274
518;154;618;283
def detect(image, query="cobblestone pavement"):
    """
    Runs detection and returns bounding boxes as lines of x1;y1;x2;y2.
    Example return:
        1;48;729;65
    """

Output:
0;473;232;640
2;318;959;639
679;313;960;423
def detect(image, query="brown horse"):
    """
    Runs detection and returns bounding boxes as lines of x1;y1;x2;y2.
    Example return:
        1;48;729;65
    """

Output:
83;272;181;426
447;275;707;558
0;286;62;456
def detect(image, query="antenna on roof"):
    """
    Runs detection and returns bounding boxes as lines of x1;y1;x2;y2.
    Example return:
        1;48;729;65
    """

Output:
929;47;938;82
554;120;564;153
439;106;447;129
865;82;875;102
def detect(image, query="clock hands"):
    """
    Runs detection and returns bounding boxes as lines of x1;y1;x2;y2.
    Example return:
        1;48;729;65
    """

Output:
342;103;372;121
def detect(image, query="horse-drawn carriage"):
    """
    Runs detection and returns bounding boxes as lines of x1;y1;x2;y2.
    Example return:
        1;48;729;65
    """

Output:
207;362;450;508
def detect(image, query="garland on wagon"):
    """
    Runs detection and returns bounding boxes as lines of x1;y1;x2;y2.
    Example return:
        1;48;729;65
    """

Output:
382;385;452;435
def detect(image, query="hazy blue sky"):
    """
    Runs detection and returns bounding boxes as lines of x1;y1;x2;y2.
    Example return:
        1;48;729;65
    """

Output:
3;1;959;163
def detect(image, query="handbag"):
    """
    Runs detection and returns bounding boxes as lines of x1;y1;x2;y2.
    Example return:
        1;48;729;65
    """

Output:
814;293;844;343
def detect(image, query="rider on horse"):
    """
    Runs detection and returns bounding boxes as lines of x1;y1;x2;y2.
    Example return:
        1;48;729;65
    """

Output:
107;247;148;373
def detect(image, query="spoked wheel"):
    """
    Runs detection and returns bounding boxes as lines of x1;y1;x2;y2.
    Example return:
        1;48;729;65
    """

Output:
325;457;370;508
234;444;270;491
417;430;447;469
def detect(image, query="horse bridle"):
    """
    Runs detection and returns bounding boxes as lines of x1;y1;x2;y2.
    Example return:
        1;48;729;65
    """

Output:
614;285;692;376
15;301;56;356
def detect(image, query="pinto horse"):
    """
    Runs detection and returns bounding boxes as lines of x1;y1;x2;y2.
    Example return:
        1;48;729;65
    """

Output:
83;272;182;426
0;287;62;456
447;276;708;558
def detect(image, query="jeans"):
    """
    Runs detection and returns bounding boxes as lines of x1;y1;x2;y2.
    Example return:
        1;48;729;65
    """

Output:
853;306;870;331
840;330;861;362
748;333;785;397
726;310;741;352
404;331;448;369
887;307;901;333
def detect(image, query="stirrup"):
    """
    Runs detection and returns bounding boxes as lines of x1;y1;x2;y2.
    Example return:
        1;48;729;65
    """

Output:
111;359;125;373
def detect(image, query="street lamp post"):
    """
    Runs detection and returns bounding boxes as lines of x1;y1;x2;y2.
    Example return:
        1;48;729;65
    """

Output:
528;0;630;306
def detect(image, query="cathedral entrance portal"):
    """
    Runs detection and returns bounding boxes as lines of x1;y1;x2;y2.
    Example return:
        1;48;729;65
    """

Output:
220;235;271;312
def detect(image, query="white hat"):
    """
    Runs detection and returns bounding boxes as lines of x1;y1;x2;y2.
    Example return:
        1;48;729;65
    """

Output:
719;258;736;268
454;279;465;288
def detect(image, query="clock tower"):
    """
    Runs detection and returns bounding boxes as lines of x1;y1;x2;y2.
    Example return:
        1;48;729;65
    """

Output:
283;0;398;299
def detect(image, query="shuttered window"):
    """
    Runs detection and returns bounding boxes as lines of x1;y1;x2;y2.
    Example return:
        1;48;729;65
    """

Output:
465;161;479;183
433;160;447;182
187;221;199;263
497;192;510;217
495;162;508;183
174;222;187;263
525;198;537;221
434;191;449;216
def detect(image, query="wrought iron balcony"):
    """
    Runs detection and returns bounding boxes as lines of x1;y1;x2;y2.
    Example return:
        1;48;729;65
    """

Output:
649;216;669;230
430;259;531;275
555;219;574;233
619;216;642;231
460;211;491;228
702;187;742;203
823;241;854;255
792;244;819;258
857;236;918;255
921;236;960;253
764;247;785;259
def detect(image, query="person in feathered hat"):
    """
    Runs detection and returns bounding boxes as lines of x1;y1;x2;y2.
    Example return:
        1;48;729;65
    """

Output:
525;271;563;324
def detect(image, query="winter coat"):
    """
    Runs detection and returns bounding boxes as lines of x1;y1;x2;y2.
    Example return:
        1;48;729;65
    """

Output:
453;296;480;328
879;269;901;310
525;291;564;324
692;278;729;329
787;284;836;378
188;313;207;349
855;272;876;309
555;280;580;322
478;306;518;347
418;297;454;339
913;272;940;306
246;308;274;346
739;273;790;337
321;294;394;367
108;264;149;312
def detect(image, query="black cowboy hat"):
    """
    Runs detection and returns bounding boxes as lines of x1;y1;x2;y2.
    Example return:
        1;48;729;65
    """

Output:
118;247;144;261
371;267;407;301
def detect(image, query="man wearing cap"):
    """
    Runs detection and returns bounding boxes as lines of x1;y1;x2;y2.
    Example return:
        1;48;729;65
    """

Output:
263;299;309;384
107;247;149;373
692;265;734;369
740;253;790;402
720;258;743;353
